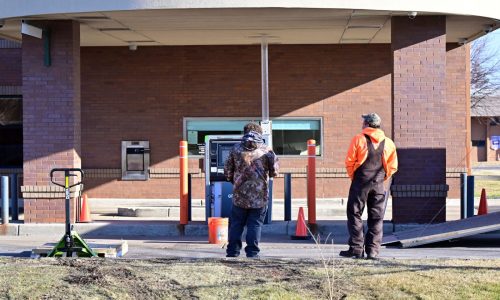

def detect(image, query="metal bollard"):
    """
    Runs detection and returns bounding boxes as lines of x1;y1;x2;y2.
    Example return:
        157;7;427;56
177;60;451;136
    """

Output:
460;173;467;219
466;175;475;218
10;173;18;221
264;179;273;224
307;139;316;225
187;173;192;222
1;176;9;224
284;173;292;221
179;141;188;225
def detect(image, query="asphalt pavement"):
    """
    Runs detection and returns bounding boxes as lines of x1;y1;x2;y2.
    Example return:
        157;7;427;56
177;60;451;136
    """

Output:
0;233;498;260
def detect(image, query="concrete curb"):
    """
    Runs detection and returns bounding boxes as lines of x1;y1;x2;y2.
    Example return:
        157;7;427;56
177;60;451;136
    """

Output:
2;221;401;238
0;224;19;235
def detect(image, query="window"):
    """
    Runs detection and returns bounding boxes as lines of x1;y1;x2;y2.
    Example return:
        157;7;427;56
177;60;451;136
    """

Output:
184;118;322;156
0;96;23;167
272;119;321;156
472;140;486;147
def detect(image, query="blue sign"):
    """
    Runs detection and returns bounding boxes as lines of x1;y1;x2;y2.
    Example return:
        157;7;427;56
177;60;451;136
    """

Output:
492;136;500;150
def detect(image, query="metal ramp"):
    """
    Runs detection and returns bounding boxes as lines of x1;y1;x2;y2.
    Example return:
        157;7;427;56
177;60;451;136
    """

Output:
382;212;500;248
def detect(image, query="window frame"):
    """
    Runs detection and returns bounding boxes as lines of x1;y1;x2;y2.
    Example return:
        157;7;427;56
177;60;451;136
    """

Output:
183;116;323;158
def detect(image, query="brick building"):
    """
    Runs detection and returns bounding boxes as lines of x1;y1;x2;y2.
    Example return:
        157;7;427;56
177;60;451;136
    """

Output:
471;96;500;162
0;1;498;224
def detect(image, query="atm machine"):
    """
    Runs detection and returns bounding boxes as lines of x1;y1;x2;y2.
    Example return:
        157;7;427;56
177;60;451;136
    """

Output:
204;135;242;219
204;134;273;223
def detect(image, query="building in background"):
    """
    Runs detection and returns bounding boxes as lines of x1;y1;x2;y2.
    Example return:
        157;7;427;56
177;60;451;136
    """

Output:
0;1;499;224
471;95;500;162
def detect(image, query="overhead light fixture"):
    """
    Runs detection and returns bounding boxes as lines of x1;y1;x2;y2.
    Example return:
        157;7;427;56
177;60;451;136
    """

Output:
458;38;467;46
483;25;494;34
408;12;418;19
346;25;382;29
128;43;137;51
21;21;43;39
125;40;155;43
99;28;130;32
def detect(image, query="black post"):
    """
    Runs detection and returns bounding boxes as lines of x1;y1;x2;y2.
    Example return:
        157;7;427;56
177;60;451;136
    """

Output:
264;179;273;224
284;173;292;221
460;173;467;219
9;173;18;221
187;173;192;222
467;175;475;218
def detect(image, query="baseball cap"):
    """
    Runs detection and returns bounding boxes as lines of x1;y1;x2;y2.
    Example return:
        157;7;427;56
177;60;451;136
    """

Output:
362;113;382;127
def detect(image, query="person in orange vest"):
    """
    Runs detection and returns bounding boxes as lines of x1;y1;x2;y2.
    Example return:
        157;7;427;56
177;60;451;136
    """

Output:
340;113;398;259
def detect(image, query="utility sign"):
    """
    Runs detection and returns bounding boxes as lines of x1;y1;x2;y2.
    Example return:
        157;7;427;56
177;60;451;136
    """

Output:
491;136;500;150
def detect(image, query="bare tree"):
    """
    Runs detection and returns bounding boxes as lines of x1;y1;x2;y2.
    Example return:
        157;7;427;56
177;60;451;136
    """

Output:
470;35;500;108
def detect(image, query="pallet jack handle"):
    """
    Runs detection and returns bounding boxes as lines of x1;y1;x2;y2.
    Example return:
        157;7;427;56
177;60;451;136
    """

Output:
50;168;84;188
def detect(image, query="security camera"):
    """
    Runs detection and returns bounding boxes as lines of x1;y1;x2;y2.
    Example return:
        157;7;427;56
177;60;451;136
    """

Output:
483;25;493;34
458;38;467;46
0;20;5;28
408;12;418;19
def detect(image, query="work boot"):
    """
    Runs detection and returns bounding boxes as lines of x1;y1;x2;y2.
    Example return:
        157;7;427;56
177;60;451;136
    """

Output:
339;249;364;259
365;249;379;260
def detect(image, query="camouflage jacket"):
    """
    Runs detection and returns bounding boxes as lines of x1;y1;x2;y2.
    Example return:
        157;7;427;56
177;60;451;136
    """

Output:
224;143;279;209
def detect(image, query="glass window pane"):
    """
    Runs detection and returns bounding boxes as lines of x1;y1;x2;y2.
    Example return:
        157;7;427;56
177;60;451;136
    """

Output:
185;118;321;156
186;119;248;155
272;119;321;156
272;119;319;130
0;97;22;167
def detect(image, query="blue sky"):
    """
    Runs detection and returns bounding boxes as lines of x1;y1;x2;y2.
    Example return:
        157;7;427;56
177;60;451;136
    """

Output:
473;29;500;86
474;29;500;63
480;28;500;50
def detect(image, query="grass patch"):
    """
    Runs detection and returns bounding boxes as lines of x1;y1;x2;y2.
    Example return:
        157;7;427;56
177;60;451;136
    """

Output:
0;258;499;299
475;180;500;198
469;168;500;198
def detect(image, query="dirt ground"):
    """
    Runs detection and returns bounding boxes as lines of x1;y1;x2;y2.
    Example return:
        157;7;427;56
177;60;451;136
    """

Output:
0;257;499;299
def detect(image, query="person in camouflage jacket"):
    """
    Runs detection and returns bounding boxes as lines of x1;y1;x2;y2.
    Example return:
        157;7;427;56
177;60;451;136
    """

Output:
224;122;279;258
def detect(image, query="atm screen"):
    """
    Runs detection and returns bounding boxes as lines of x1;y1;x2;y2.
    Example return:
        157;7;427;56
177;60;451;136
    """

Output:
218;144;235;167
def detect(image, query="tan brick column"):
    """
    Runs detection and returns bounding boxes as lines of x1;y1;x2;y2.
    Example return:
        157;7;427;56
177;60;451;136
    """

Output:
22;20;81;223
446;43;470;197
391;16;447;223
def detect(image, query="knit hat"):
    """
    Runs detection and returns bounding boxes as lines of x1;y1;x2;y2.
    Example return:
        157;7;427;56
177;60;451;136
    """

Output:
362;113;381;127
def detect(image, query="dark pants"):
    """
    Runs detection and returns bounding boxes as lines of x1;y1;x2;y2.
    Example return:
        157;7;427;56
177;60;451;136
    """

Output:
226;205;267;257
347;180;386;256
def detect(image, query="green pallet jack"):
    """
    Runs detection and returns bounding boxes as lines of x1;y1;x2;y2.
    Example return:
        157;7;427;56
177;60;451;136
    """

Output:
47;168;97;257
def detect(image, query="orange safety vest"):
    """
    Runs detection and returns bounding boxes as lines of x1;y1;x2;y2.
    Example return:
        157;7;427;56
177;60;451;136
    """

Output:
345;127;398;180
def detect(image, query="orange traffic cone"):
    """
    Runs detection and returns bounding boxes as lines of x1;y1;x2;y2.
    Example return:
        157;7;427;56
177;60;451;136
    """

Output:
78;194;92;223
291;207;311;240
478;188;488;215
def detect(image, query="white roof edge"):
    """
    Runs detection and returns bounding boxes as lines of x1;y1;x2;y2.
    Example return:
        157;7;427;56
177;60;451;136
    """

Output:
0;0;499;20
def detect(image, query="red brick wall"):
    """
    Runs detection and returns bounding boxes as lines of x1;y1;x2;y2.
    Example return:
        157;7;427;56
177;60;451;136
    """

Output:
22;20;81;223
80;44;392;199
15;29;470;223
391;16;447;223
84;176;353;202
446;43;469;168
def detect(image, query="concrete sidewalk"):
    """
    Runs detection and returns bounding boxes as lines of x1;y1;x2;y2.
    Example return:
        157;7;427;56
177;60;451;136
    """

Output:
2;220;399;237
